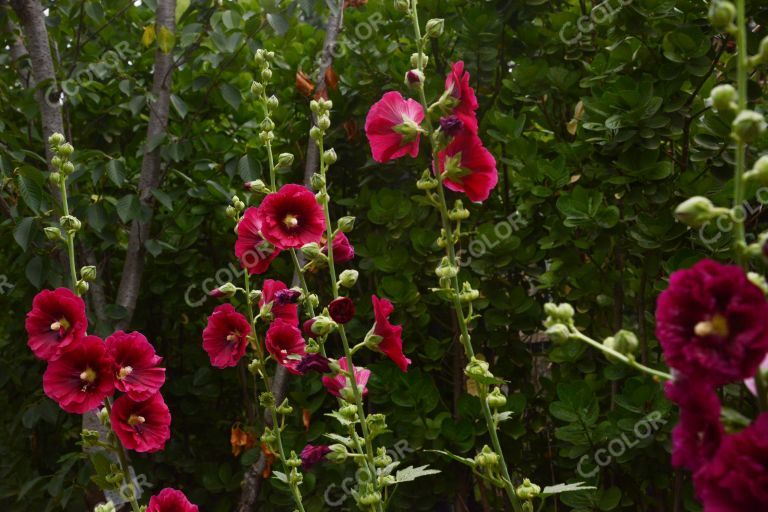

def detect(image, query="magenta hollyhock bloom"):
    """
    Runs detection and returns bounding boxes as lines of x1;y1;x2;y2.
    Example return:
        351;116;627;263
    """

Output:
435;131;498;203
302;318;317;340
300;444;331;470
111;392;171;453
328;297;355;324
365;91;425;163
296;353;331;375
26;288;88;361
322;357;371;398
371;295;410;372
255;184;325;250
665;378;723;471
265;320;306;375
260;279;299;325
693;412;768;511
147;488;198;512
656;259;768;386
43;335;115;414
106;331;165;401
323;232;355;263
202;304;251;368
236;207;281;275
445;61;479;134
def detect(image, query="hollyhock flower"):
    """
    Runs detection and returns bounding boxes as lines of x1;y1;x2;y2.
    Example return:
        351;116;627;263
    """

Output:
296;353;331;375
300;444;331;470
656;259;768;386
693;412;768;511
111;393;171;453
256;184;325;250
371;295;410;372
365;91;425;163
745;354;768;395
231;424;257;456
236;207;281;275
302;319;317;339
445;61;479;133
26;288;88;361
202;304;251;368
435;132;498;203
43;335;114;414
322;357;371;398
265;320;306;375
147;488;198;512
323;232;355;263
439;115;465;137
275;288;302;306
329;297;355;324
260;279;299;325
106;331;165;401
665;378;723;470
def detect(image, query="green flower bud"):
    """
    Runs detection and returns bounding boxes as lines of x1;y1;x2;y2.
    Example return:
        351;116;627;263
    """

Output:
417;169;438;190
367;414;388;436
261;68;272;81
248;358;263;375
435;256;459;279
48;132;66;147
301;242;323;260
251;81;264;95
340;403;358;419
606;329;639;355
708;0;736;31
449;200;470;221
425;18;445;38
309;126;323;141
710;84;738;112
546;324;571;344
258;130;275;143
311;315;337;336
732;110;767;143
487;387;507;408
259;391;275;409
323;148;338;165
225;205;237;219
410;53;428;68
317;115;331;131
674;196;721;227
465;357;496;384
80;265;97;282
327;443;349;463
98;406;110;425
359;492;382;506
261;117;275;132
266;94;279;110
60;215;82;233
49;171;61;186
516;479;542;500
58;143;74;157
338;269;359;288
277;153;294;167
310;172;326;190
44;226;63;241
81;429;101;448
244;179;271;194
320;98;333;111
60;161;75;175
474;445;499;468
286;451;302;468
94;502;117;512
76;280;89;295
254;49;267;66
337;216;355;233
745;155;768;185
394;0;410;13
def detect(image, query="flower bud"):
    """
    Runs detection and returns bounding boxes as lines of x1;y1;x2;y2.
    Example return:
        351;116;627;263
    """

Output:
80;265;97;282
340;403;358;419
49;171;61;185
605;329;639;355
225;205;237;219
747;272;768;296
546;324;571;344
417;169;438;190
338;269;359;288
394;0;409;13
746;155;768;186
44;226;63;241
48;132;66;147
251;81;264;95
261;68;272;81
248;358;263;375
487;387;507;408
323;148;338;165
60;215;82;233
60;161;75;175
76;280;89;295
327;443;349;463
254;49;267;66
410;53;428;68
359;491;382;506
374;446;393;467
58;143;74;157
337;216;355;233
708;0;736;31
94;502;117;512
732;110;767;143
98;406;110;425
543;302;575;327
266;94;279;110
464;357;496;384
310;172;326;190
309;126;323;141
474;445;499;468
516;479;541;500
244;179;271;194
317;115;331;131
301;242;323;260
259;130;275;143
310;315;337;335
277;152;294;167
425;18;445;38
328;297;355;324
449;200;470;221
405;69;424;88
320;98;333;111
209;282;237;298
310;99;321;114
276;398;293;415
674;196;720;227
709;84;737;112
757;36;768;65
286;451;302;468
435;256;459;279
259;391;276;409
261;117;275;132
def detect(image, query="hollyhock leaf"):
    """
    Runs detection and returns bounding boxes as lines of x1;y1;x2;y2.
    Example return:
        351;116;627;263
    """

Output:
394;465;441;483
541;482;598;497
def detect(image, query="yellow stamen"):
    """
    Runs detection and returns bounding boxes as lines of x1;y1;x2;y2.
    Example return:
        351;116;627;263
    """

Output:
283;214;299;228
117;366;133;380
128;415;146;426
694;314;729;338
79;367;97;383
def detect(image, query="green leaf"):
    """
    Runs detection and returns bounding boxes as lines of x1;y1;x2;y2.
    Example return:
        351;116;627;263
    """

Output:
17;167;44;213
106;159;126;186
220;83;241;110
13;217;35;251
541;482;597;497
158;25;176;54
116;194;141;223
394;465;441;483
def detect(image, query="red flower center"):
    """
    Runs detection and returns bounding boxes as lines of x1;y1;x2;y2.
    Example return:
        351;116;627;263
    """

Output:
128;414;146;427
117;366;133;380
50;317;70;337
283;214;299;229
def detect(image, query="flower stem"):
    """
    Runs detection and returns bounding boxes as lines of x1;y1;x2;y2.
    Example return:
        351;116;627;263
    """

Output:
569;330;673;381
733;0;748;267
103;399;142;512
408;3;522;509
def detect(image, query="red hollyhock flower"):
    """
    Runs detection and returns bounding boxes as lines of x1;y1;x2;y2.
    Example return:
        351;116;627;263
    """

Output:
435;132;498;203
665;378;723;471
300;444;331;470
329;297;356;324
256;184;325;250
111;392;171;453
445;61;479;133
323;232;355;263
106;331;166;401
202;304;251;368
656;259;768;386
147;488;198;512
371;295;410;372
693;412;768;511
26;288;88;361
43;335;114;414
236;207;281;275
296;353;331;375
265;320;306;375
302;318;317;339
260;279;299;325
365;91;425;163
322;357;371;398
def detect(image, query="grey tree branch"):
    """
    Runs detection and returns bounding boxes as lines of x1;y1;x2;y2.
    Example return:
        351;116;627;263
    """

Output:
238;5;346;510
115;0;177;331
9;0;63;171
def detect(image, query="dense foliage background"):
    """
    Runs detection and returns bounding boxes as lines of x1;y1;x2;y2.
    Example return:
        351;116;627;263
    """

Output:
2;0;768;510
